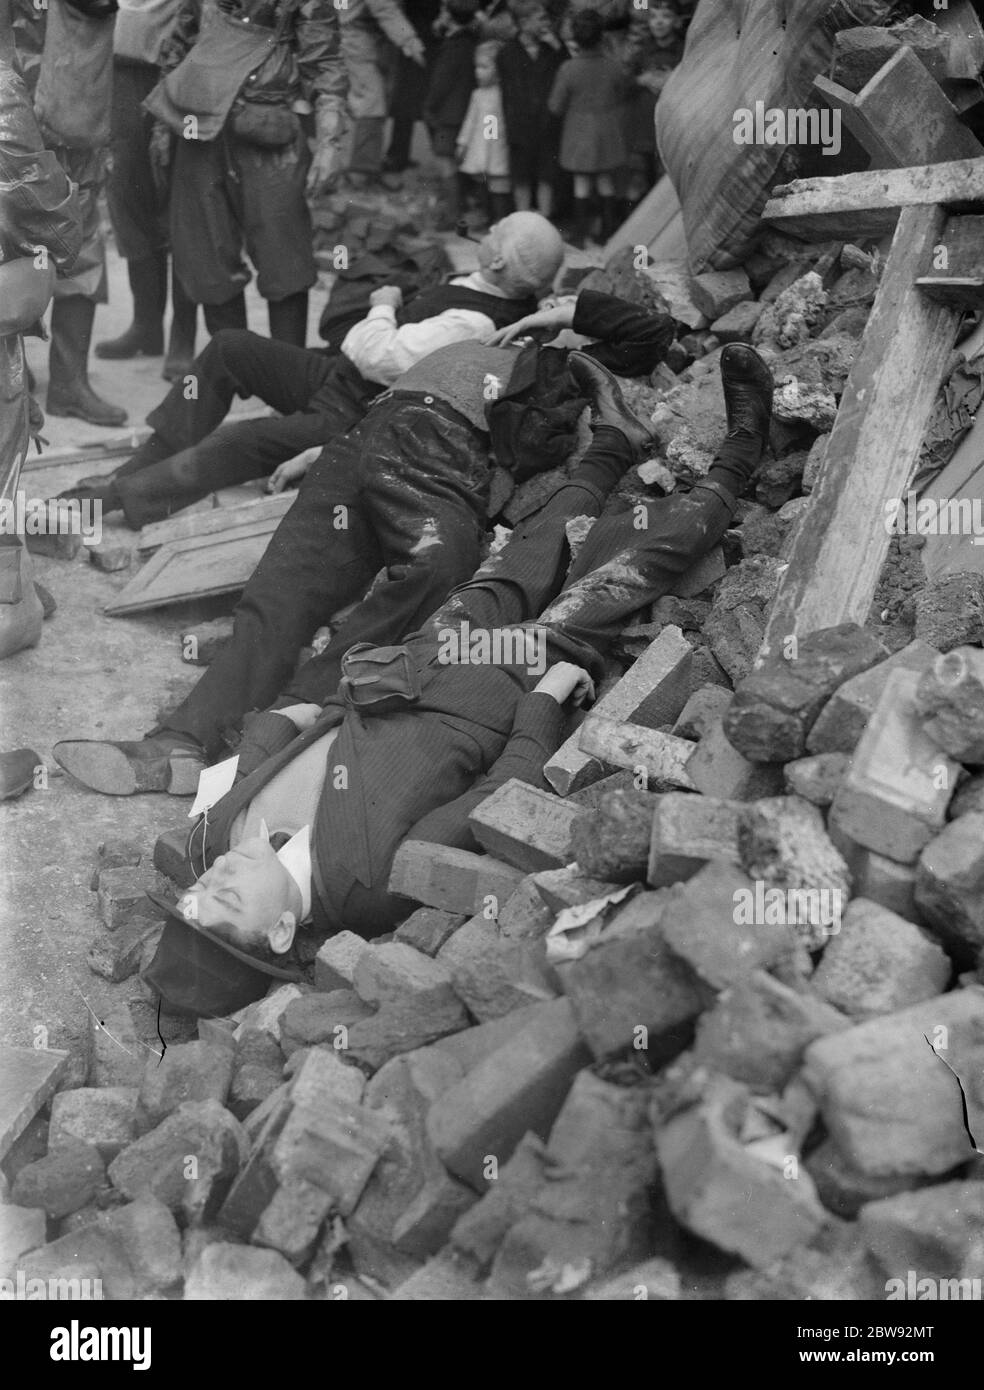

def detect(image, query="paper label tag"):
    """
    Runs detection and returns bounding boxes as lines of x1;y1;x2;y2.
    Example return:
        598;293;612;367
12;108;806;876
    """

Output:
188;755;239;818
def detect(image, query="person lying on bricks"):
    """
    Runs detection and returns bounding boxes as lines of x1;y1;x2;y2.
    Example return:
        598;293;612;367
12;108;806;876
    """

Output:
53;289;678;795
143;343;771;1014
56;213;564;526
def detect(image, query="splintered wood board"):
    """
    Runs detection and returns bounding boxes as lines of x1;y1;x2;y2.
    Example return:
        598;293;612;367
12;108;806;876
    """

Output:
921;406;984;581
104;513;287;615
0;1046;69;1160
138;490;295;553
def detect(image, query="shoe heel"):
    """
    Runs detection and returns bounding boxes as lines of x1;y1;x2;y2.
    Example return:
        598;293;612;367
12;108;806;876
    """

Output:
168;753;205;797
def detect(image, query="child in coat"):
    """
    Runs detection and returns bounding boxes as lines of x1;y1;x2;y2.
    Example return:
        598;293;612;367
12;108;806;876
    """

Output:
547;8;633;247
456;40;512;224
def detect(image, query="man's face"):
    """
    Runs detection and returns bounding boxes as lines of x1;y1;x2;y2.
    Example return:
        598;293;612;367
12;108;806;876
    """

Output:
179;837;295;950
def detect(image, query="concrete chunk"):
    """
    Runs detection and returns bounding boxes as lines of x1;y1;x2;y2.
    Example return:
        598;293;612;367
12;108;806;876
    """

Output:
806;639;938;754
48;1087;137;1162
811;899;951;1019
184;1242;306;1300
648;792;742;886
914;646;984;762
393;907;466;957
108;1100;247;1222
353;942;459;1011
135;1041;235;1134
313;931;369;992
915;812;984;959
436;915;555;1022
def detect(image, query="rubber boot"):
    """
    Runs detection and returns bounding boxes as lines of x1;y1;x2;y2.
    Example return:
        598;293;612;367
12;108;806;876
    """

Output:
47;296;128;428
95;252;166;359
203;293;248;336
267;290;308;347
163;270;198;383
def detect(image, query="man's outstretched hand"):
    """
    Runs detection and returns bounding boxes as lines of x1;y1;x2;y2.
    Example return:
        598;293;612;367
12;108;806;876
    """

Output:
535;661;595;707
265;446;321;494
488;298;578;347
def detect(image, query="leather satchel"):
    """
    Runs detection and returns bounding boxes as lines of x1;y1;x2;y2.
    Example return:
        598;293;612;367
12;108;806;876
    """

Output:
337;643;422;715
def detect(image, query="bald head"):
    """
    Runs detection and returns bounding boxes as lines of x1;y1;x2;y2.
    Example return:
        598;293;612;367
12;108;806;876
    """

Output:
478;212;565;299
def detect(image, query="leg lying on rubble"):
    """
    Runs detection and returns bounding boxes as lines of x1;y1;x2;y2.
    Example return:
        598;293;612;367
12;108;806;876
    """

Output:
158;344;774;962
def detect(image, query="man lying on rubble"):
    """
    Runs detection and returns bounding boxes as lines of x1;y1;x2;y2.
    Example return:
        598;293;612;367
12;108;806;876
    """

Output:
56;213;565;528
139;343;774;1010
53;287;679;796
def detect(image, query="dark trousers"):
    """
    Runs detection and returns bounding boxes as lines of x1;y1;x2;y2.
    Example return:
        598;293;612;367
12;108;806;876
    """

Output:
157;394;491;756
106;60;167;262
113;332;377;527
417;426;736;676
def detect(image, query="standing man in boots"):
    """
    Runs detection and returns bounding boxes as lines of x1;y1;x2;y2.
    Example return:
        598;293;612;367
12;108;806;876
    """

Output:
12;0;128;427
144;0;349;348
96;0;199;382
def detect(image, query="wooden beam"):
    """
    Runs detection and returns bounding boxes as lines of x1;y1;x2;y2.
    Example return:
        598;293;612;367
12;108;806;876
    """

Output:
915;276;984;308
758;203;962;659
138;491;295;553
813;75;897;169
763;157;984;239
935;0;984;82
852;46;984;166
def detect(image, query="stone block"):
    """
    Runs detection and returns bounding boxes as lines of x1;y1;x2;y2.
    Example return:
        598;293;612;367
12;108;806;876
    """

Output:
807;640;939;754
135;1041;235;1134
556;890;701;1059
11;1139;105;1220
695;970;849;1090
271;1094;391;1216
88;1003;145;1088
0;1205;46;1278
691;268;752;320
725;625;888;763
647;792;742;886
102;1195;182;1294
915;572;984;652
228;1064;283;1120
576;716;697;791
427;998;590;1190
87;837;141;890
806;1137;932;1221
671;685;734;742
915;812;984;959
531;863;621;914
253;1177;333;1265
393;907;466;957
353;942;459;1012
859;1181;984;1282
279;990;372;1056
388;840;523;916
711;301;764;344
811;899;951;1019
802;988;984;1177
544;626;693;795
152;825;196;889
914;646;984;762
583;1258;681;1300
436;915;555;1022
231;984;304;1043
313;931;370;992
656;1079;826;1268
570;786;661;883
828;670;958;864
450;1133;549;1268
344;994;471;1073
108;1100;247;1222
661;860;805;992
48;1087;137;1162
687;706;785;802
468;779;581;873
737;795;851;949
96;867;167;932
184;1242;306;1300
87;920;161;983
783;752;849;807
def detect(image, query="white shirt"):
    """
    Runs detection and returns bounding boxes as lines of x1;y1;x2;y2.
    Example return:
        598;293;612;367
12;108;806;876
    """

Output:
340;272;513;387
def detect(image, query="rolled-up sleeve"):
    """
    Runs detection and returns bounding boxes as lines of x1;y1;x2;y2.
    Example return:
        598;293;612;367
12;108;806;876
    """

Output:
341;303;498;385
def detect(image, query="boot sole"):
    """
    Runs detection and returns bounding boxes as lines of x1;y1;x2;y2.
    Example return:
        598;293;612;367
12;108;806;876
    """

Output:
46;404;128;427
52;742;202;796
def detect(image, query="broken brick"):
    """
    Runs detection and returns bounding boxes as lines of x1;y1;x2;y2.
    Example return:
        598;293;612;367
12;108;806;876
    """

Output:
108;1100;246;1221
87;837;141;891
253;1176;333;1265
184;1242;306;1299
583;1257;681;1300
914;645;984;762
48;1087;137;1163
828;669;958;864
427;998;590;1191
468;779;581;873
279;990;373;1056
691;267;752;320
858;1181;984;1282
914;812;984;960
806;639;939;754
152;825;197;889
87;542;131;572
687;705;785;802
450;1133;549;1268
11;1139;105;1219
783;752;849;807
271;1092;391;1216
436;915;555;1022
135;1041;235;1134
344;994;471;1073
96;867;167;932
647;792;742;887
556;890;701;1059
388;840;523;917
544;626;692;795
671;685;733;742
737;796;851;950
914;572;984;652
87;920;161;983
811;899;950;1019
802;988;984;1177
656;1078;826;1268
228;1064;283;1120
531;863;621;914
577;715;697;791
570;786;660;883
393;907;466;957
0;1205;46;1278
313;931;370;992
353;942;460;1012
806;1137;932;1221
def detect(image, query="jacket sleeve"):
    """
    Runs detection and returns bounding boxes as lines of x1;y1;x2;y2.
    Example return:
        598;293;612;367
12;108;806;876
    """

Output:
0;60;82;275
404;691;566;852
364;0;417;51
572;288;674;377
296;0;349;110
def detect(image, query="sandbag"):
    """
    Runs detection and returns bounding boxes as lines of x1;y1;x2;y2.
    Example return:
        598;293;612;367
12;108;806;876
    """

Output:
657;0;897;271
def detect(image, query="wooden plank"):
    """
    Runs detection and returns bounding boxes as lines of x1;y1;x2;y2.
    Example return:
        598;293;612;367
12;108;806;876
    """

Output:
915;213;984;307
813;75;898;170
934;0;984;82
921;406;984;581
138;491;295;553
22;410;273;474
852;47;984;166
104;514;285;615
915;276;984;308
577;713;696;790
758;203;961;659
763;157;984;239
603;174;682;259
0;1046;69;1161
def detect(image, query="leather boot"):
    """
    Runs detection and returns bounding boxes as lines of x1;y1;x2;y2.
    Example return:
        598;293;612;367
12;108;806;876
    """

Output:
720;344;774;446
95;253;166;359
203;293;248;336
568;351;657;456
47;296;128;427
163;270;198;382
267;290;308;346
